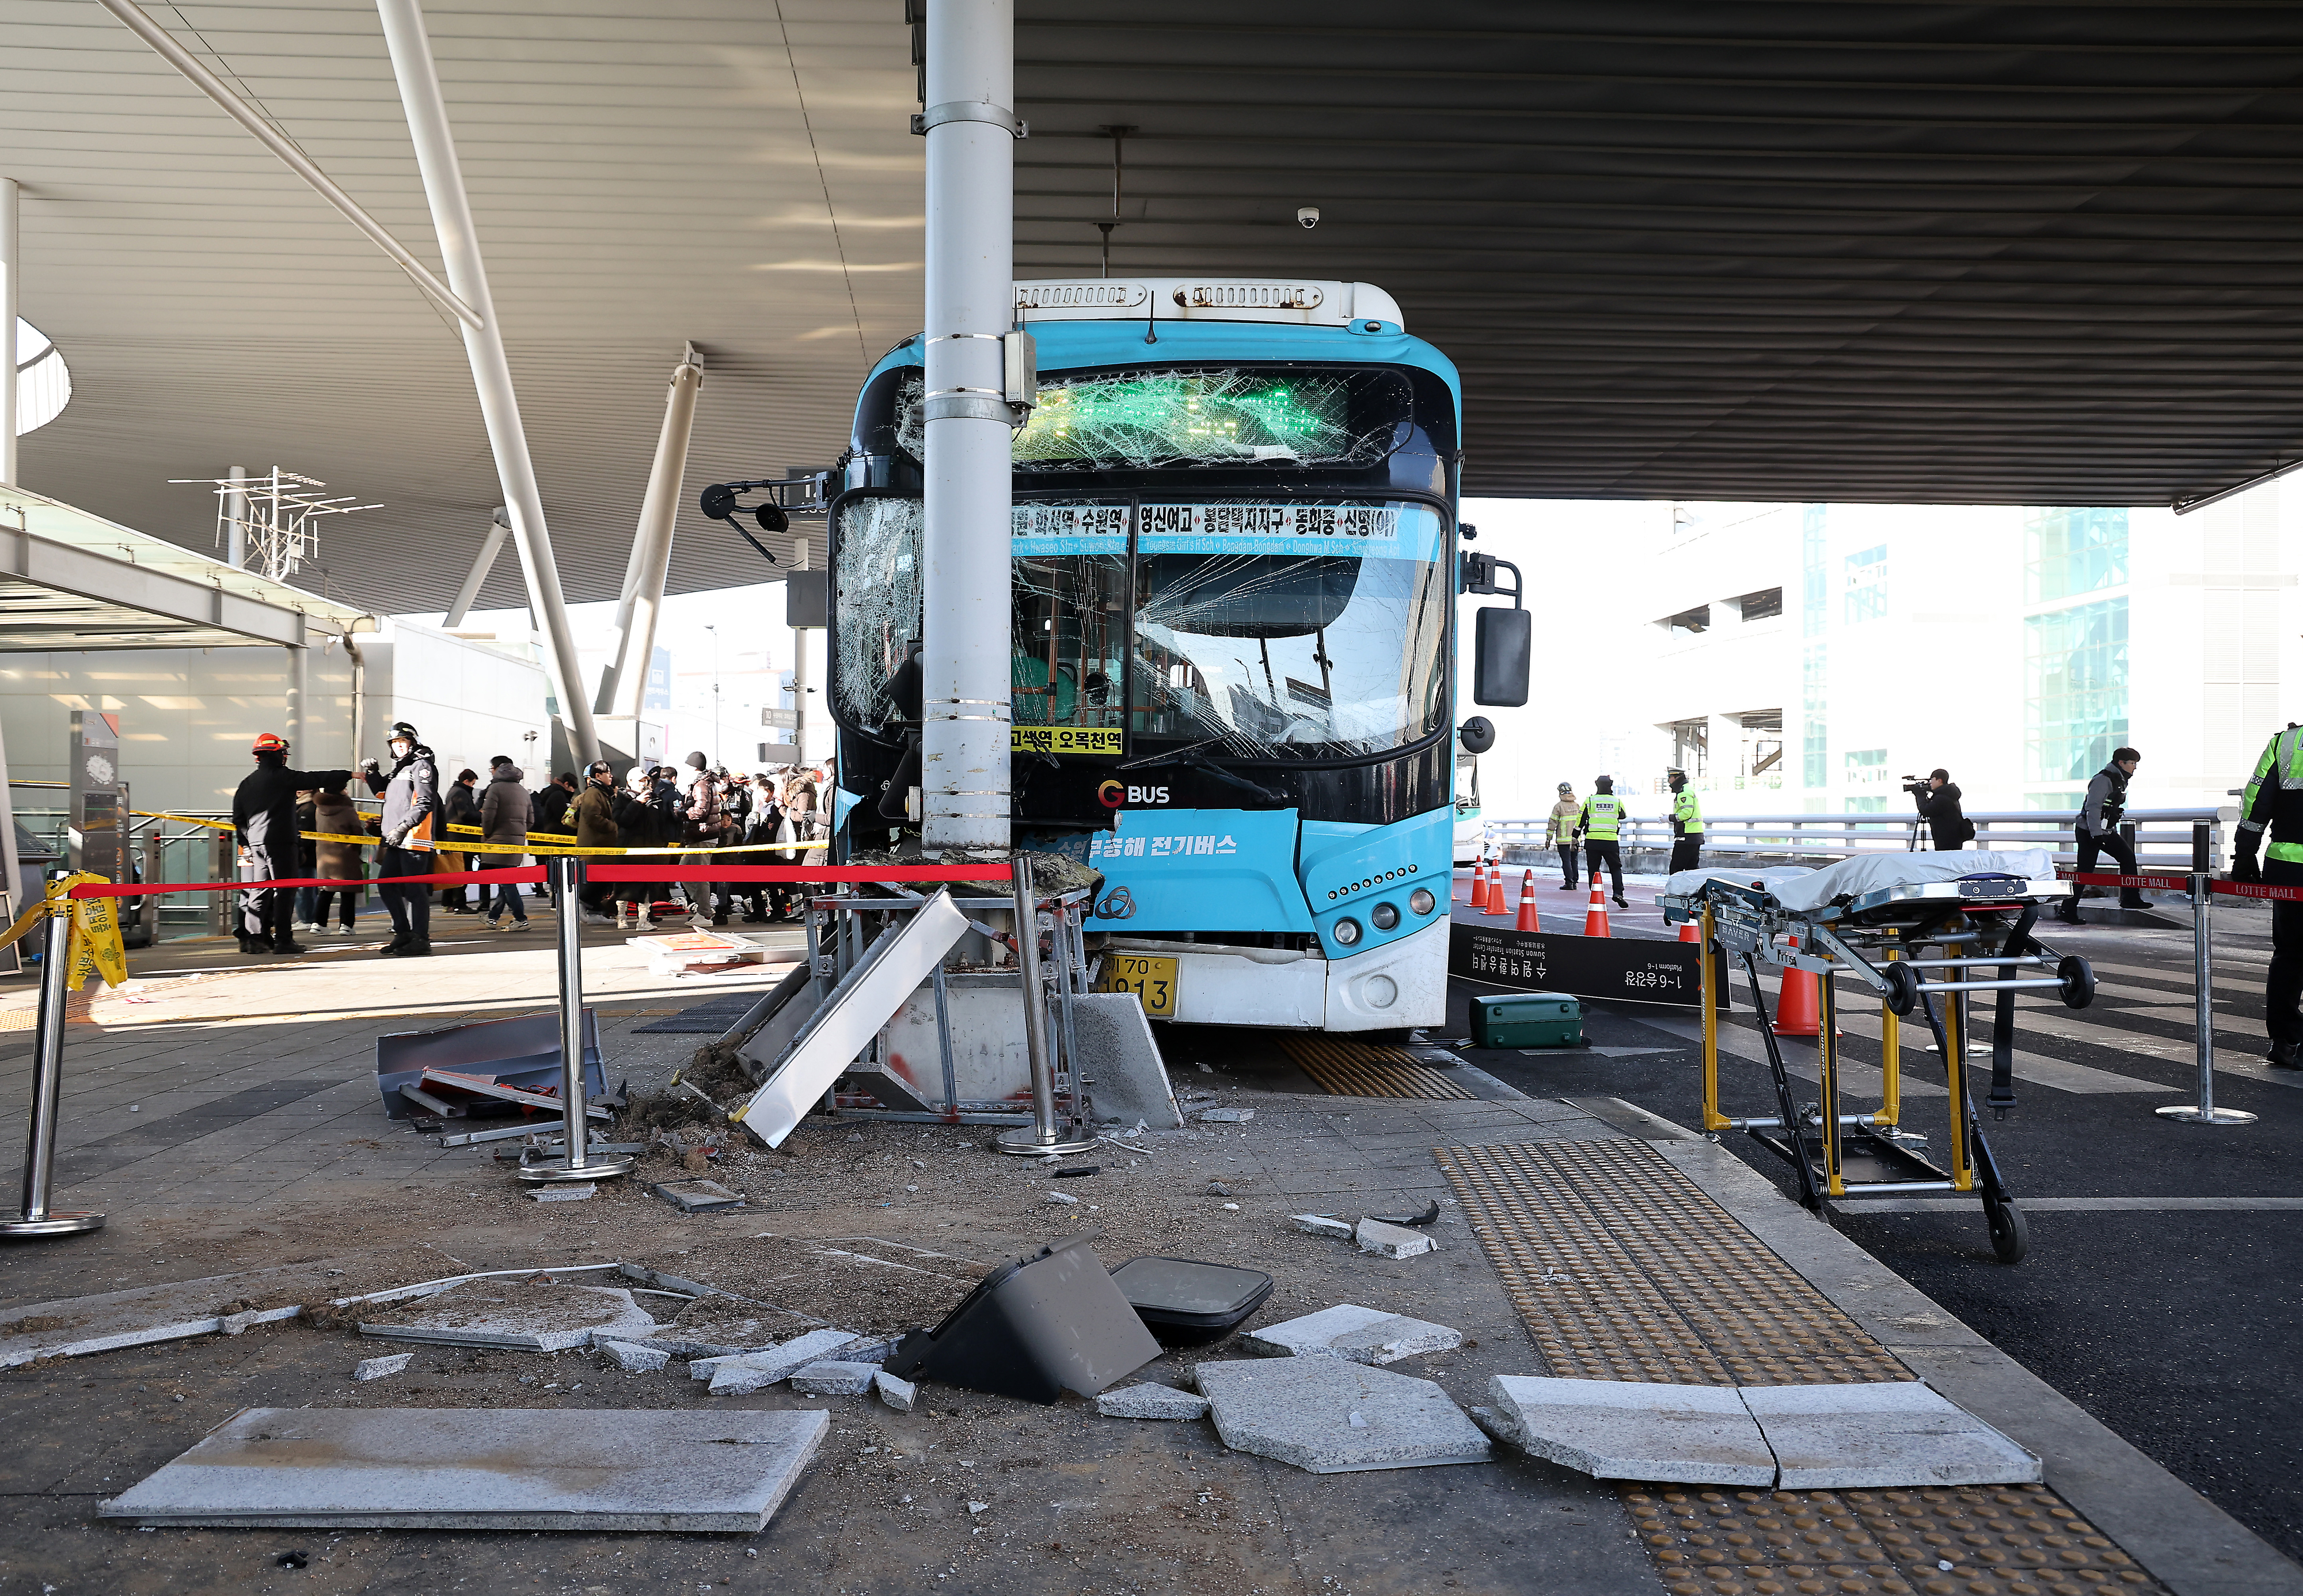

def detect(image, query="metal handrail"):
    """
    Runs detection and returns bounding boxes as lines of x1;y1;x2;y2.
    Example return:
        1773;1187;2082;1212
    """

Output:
1482;805;2232;869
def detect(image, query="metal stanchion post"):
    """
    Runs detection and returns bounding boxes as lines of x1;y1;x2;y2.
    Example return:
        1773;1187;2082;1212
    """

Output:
519;856;634;1182
1;883;104;1236
995;856;1096;1157
2157;871;2255;1126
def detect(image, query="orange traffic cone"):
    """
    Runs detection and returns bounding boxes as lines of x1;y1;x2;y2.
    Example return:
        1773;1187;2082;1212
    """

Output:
1582;873;1611;938
1771;968;1822;1037
1515;869;1540;932
1678;918;1702;944
1483;860;1510;916
1469;858;1489;910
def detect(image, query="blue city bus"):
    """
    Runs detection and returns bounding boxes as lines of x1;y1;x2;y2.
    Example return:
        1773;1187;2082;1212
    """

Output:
823;278;1512;1036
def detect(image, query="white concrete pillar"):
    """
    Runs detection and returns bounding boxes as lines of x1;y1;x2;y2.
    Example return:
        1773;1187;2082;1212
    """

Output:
284;640;307;752
920;0;1017;850
224;465;248;568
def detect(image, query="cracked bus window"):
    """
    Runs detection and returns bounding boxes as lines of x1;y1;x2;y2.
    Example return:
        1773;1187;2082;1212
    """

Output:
832;496;924;732
1131;501;1449;762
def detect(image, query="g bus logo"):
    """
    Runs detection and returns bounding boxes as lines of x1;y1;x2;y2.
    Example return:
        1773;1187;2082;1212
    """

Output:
1097;781;1172;808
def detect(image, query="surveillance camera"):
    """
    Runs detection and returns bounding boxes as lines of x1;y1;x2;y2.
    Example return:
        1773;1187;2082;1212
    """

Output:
1297;206;1319;230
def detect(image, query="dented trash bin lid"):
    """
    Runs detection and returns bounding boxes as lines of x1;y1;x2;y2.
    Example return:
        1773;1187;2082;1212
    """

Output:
1111;1256;1275;1343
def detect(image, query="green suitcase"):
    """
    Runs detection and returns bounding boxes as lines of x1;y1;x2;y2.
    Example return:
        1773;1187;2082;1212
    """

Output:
1471;992;1583;1050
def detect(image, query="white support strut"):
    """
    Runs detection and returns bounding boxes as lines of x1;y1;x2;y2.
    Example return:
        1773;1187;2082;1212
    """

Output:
599;357;703;719
373;0;598;764
919;0;1017;851
1;175;16;488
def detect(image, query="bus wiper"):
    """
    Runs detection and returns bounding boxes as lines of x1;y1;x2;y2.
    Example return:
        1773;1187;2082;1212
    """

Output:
1120;740;1284;804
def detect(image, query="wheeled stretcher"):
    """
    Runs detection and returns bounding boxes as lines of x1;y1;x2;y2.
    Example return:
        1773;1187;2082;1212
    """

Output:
1659;851;2097;1264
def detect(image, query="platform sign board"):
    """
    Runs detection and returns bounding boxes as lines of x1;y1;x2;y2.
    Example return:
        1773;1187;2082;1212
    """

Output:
1450;922;1723;1010
70;709;124;885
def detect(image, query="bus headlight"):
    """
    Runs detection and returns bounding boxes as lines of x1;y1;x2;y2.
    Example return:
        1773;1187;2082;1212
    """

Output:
1332;918;1362;947
1371;902;1400;931
1408;888;1435;917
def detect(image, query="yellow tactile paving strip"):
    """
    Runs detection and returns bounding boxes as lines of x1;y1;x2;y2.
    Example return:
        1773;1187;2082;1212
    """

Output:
1276;1035;1476;1100
1438;1138;1907;1386
1629;1483;2164;1596
1440;1139;2169;1596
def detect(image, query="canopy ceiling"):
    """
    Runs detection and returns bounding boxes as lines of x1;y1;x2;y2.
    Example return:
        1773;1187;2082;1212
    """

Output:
4;2;2301;617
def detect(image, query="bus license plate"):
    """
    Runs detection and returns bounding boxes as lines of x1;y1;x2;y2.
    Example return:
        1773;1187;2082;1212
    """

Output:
1096;954;1177;1018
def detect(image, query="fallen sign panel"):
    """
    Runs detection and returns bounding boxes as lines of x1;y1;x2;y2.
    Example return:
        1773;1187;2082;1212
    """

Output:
98;1408;827;1532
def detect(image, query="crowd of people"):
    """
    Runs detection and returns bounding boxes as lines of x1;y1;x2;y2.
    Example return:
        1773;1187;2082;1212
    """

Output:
229;723;830;959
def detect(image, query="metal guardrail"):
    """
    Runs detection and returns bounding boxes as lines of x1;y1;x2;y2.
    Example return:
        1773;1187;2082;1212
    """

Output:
1482;806;2234;872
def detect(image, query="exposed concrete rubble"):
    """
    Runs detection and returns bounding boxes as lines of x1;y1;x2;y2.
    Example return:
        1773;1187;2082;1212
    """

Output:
788;1359;880;1395
1195;1358;1491;1474
1241;1304;1462;1366
1354;1217;1437;1258
600;1339;671;1373
702;1329;862;1395
351;1353;412;1382
1097;1382;1211;1420
873;1370;918;1412
357;1280;658;1353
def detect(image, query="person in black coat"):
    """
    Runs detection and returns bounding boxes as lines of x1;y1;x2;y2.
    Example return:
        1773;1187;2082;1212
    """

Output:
1911;769;1971;852
441;768;482;912
610;769;667;929
231;733;352;956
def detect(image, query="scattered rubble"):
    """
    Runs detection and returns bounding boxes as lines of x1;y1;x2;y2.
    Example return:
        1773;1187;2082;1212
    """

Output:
1195;1358;1491;1474
874;1370;918;1412
1196;1108;1252;1123
1292;1214;1355;1240
358;1280;657;1353
789;1359;879;1396
1354;1218;1436;1258
1241;1304;1462;1366
649;1179;746;1214
704;1329;862;1395
351;1353;412;1382
1097;1383;1211;1420
529;1184;596;1203
1044;1191;1080;1206
600;1340;671;1374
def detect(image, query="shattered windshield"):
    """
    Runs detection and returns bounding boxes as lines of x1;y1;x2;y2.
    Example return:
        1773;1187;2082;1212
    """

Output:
894;367;1412;472
830;496;1449;763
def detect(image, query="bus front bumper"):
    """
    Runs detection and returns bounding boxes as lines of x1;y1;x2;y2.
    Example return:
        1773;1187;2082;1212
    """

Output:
1104;918;1447;1033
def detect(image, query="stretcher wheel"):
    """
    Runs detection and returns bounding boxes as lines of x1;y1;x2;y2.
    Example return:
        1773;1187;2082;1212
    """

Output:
1984;1194;2029;1265
2057;955;2096;1010
1882;962;1921;1017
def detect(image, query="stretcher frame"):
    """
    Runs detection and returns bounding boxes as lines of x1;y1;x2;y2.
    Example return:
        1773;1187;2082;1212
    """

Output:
1661;872;2097;1265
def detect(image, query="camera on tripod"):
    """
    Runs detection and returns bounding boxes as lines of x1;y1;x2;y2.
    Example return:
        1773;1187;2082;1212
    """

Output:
1899;774;1931;796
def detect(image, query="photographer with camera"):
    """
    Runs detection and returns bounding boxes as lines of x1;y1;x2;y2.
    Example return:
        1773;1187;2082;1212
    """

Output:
1906;768;1973;852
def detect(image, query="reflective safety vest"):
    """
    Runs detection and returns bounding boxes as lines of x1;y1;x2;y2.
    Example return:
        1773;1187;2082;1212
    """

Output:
2239;727;2303;863
1672;788;1704;835
1579;793;1624;841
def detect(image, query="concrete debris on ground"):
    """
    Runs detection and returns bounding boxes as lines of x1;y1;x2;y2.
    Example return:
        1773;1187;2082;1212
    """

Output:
97;1408;829;1532
1742;1382;2042;1488
1194;1357;1491;1475
788;1359;880;1396
528;1184;598;1203
1196;1108;1253;1123
1354;1217;1437;1258
600;1340;671;1373
1292;1214;1356;1239
702;1329;861;1395
631;1295;820;1359
1096;1382;1211;1420
358;1281;657;1353
1241;1304;1463;1366
1044;1190;1080;1206
1206;1182;1233;1197
351;1353;412;1382
1485;1375;1776;1486
873;1370;917;1412
648;1179;746;1214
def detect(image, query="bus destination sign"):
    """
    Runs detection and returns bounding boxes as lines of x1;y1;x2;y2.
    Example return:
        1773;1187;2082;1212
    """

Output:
1013;726;1122;757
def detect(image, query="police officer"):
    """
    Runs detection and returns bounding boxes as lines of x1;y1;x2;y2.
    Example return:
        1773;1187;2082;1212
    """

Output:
2232;727;2303;1068
1544;782;1580;889
1577;775;1631;909
2054;746;2146;923
1666;767;1704;875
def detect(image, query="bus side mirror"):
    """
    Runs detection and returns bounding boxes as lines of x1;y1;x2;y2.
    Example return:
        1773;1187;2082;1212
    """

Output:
1473;609;1529;706
1458;716;1495;754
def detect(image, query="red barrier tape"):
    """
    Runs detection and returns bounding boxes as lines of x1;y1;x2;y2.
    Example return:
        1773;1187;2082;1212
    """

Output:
585;864;1013;884
67;867;546;899
2059;867;2303;904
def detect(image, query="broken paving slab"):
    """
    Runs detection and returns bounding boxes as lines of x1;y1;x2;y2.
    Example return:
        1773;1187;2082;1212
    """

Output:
352;1354;413;1382
1292;1214;1355;1239
1194;1357;1491;1475
874;1370;917;1412
601;1340;670;1373
1240;1304;1461;1366
97;1407;827;1532
703;1329;861;1394
628;1295;820;1359
358;1280;656;1353
1742;1382;2042;1489
1355;1217;1436;1258
1097;1383;1210;1420
649;1179;746;1214
788;1360;879;1396
1485;1375;1776;1487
